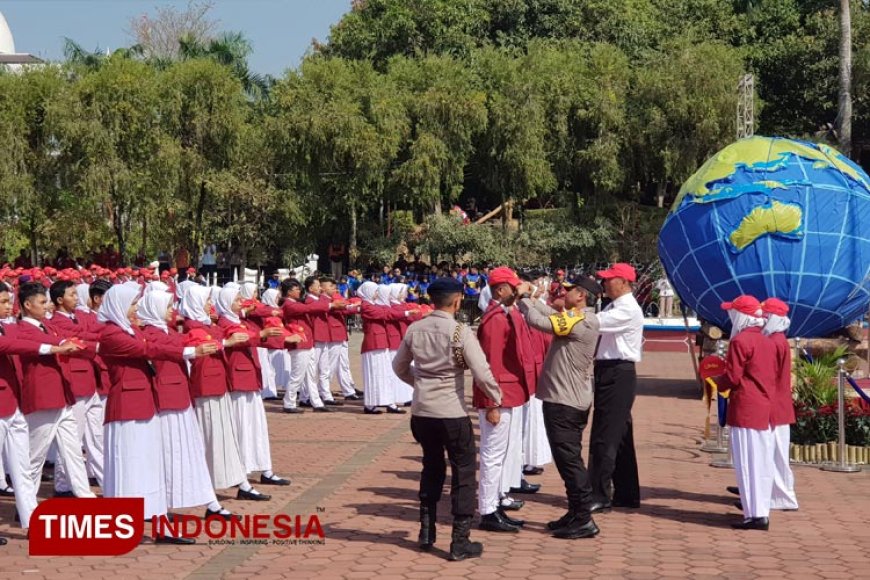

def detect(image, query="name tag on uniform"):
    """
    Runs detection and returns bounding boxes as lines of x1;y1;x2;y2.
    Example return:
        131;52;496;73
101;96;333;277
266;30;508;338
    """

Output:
549;310;585;337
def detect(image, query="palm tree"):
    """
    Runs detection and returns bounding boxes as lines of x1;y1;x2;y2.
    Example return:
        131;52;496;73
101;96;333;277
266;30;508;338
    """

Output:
63;38;145;71
178;31;269;99
837;0;852;156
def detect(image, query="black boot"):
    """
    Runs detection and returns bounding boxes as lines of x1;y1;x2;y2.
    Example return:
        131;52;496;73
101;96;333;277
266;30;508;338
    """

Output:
448;517;483;561
418;503;437;550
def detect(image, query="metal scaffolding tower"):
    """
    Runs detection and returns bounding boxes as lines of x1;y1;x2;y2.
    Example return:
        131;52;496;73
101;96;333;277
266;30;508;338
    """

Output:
736;74;754;139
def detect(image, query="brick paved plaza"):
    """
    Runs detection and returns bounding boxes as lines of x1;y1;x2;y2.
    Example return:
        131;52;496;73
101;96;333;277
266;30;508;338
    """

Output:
1;337;868;579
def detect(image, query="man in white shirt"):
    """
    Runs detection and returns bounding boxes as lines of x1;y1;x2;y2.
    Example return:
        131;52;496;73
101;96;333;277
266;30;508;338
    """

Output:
589;263;644;513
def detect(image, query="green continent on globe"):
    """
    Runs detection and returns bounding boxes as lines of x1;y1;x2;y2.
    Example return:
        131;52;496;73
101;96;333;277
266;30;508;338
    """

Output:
728;201;803;252
671;136;868;210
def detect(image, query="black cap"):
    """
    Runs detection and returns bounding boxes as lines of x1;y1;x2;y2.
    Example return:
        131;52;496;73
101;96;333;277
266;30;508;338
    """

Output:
563;276;603;295
428;277;464;297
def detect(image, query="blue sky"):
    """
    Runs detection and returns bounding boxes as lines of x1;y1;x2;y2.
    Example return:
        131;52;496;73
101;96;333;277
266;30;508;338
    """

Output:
1;0;351;76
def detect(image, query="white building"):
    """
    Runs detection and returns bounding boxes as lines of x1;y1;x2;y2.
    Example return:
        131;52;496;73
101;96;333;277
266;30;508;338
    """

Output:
0;11;41;67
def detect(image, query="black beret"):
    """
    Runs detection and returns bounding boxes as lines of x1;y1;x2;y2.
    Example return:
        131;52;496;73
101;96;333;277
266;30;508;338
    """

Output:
563;276;603;295
428;277;464;296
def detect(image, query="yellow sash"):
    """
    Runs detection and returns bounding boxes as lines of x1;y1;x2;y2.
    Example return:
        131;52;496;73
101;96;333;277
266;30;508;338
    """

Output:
549;309;585;336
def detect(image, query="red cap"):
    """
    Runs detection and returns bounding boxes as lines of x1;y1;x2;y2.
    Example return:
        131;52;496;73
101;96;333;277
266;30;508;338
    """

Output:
187;267;196;274
761;298;789;316
488;266;521;288
90;264;100;270
596;263;637;283
44;267;57;275
160;270;170;278
721;295;762;316
556;269;565;276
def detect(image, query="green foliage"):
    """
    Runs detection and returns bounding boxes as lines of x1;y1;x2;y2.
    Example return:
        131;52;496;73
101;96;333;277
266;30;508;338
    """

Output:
793;345;849;409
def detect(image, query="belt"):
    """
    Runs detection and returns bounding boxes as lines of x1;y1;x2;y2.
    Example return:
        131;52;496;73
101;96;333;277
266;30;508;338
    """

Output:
595;359;636;366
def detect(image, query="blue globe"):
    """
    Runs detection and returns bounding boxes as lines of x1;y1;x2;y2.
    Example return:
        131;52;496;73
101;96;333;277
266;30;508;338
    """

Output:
658;136;870;337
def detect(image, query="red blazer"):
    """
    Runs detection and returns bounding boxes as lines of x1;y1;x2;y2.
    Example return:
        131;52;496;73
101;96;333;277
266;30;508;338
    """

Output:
141;325;193;412
46;312;99;398
360;302;405;353
0;325;44;418
217;316;264;393
325;295;351;343
391;304;422;349
725;327;778;430
282;297;328;350
16;320;75;415
77;311;110;396
473;303;532;409
100;322;186;423
182;320;230;398
308;294;334;344
770;332;796;426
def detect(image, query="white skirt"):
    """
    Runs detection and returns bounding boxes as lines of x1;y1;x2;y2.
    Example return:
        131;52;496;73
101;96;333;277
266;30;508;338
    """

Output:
362;350;395;407
391;350;414;404
104;417;166;519
229;391;272;473
523;396;552;466
159;407;218;509
270;349;290;388
194;395;247;490
257;347;278;398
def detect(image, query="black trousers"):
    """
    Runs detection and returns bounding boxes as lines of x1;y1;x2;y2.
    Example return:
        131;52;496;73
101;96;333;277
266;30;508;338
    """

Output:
542;401;593;519
410;415;476;518
589;360;640;504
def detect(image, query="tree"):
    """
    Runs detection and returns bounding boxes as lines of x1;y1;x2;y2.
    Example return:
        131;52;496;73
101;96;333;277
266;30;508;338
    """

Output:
177;31;269;99
127;0;217;60
837;0;852;155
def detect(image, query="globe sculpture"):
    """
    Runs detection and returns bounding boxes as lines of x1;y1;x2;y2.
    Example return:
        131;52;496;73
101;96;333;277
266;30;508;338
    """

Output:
658;136;870;337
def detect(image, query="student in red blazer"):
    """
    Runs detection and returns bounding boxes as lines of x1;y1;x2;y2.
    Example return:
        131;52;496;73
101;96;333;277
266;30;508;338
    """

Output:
47;280;105;491
239;281;283;399
280;277;339;413
178;283;272;502
388;283;422;406
760;298;799;511
216;285;294;487
319;277;362;401
0;287;80;534
16;282;96;500
723;296;778;531
78;280;113;398
300;276;345;408
138;290;237;521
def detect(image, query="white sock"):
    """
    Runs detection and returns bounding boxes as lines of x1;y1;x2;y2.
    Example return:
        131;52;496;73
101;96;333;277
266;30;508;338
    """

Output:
263;470;274;479
206;500;222;512
239;480;253;492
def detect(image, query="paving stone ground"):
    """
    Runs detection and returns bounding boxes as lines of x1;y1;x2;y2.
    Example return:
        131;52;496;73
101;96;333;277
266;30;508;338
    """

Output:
1;335;868;579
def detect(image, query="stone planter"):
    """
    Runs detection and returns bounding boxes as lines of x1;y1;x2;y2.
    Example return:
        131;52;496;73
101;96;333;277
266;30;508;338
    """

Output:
790;443;870;465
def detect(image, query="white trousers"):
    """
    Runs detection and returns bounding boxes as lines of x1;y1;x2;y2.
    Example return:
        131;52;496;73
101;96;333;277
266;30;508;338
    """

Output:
501;406;525;493
26;407;95;498
270;349;291;390
257;347;278;399
0;409;38;528
55;393;104;492
322;341;357;397
478;408;515;515
283;349;312;410
731;426;774;519
771;424;799;510
522;396;552;468
306;343;335;405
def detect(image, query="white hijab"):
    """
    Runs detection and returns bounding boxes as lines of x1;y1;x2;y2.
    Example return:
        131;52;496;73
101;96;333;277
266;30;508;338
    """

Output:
478;284;493;312
180;284;213;325
729;309;765;339
239;282;258;301
76;282;91;312
357;281;377;304
217;285;241;324
137;290;173;333
144;281;170;295
176;280;196;300
389;283;407;304
262;288;280;308
763;314;791;336
98;282;142;336
376;284;392;307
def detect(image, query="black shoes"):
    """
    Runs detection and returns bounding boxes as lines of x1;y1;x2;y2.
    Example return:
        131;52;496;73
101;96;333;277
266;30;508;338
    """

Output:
509;480;540;494
500;498;524;511
612;499;641;509
354;389;364;397
53;491;75;498
547;511;573;531
237;488;272;501
727;486;740;496
363;407;383;415
260;473;290;486
344;394;362;401
88;477;100;487
553;517;600;539
313;406;334;413
523;466;543;476
155;535;196;545
497;509;524;527
478;511;519;533
299;401;313;408
731;517;769;531
204;509;240;521
386;406;406;414
0;536;6;546
323;399;344;406
0;487;13;497
734;500;743;511
418;503;436;551
449;517;483;561
589;501;612;514
283;407;304;414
